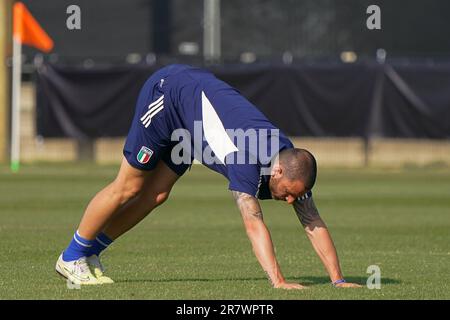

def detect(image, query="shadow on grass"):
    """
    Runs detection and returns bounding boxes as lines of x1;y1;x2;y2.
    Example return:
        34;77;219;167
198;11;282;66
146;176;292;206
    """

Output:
288;276;401;286
116;275;401;286
117;277;267;284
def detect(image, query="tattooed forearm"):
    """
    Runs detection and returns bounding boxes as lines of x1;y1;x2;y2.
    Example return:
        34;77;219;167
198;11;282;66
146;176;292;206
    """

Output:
231;191;286;287
293;196;320;227
232;191;263;221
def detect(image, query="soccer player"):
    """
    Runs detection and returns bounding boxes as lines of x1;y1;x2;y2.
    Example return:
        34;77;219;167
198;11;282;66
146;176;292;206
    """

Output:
56;64;361;289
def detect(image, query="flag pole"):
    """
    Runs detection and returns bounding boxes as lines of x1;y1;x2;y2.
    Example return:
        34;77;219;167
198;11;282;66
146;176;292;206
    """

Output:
9;2;54;172
10;35;22;172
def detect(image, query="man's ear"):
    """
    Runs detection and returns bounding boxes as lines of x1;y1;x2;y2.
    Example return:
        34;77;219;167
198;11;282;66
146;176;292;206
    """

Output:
271;164;283;178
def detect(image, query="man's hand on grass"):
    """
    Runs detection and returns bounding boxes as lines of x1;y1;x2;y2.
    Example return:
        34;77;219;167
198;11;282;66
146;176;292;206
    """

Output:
274;282;308;290
334;282;362;288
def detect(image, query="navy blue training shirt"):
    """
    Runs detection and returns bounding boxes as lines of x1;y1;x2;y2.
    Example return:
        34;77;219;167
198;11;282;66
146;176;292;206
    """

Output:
124;64;294;199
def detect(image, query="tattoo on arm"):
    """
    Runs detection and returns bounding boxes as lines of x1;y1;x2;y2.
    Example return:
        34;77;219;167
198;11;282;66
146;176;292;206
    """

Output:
231;191;263;221
293;196;320;227
232;191;282;287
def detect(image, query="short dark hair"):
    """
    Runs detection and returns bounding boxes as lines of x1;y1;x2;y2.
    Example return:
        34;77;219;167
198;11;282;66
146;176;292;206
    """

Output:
278;148;317;190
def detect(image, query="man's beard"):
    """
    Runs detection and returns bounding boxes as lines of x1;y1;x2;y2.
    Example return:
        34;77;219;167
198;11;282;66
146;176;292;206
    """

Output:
268;177;280;200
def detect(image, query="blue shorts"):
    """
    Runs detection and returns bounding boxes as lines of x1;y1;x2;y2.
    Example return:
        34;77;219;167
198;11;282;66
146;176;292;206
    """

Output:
123;69;192;176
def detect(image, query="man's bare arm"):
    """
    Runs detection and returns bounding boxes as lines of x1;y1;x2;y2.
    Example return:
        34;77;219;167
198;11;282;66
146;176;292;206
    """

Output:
293;197;361;287
232;191;306;290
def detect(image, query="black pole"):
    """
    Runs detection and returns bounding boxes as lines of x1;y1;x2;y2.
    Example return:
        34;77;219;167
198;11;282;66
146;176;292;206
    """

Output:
152;0;171;55
365;62;385;167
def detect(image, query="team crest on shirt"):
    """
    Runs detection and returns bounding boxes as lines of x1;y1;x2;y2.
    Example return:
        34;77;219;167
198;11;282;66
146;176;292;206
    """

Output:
137;146;154;164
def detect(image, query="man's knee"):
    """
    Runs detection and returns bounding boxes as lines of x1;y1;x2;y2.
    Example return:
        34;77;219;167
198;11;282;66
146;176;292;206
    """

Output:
111;178;144;204
154;190;170;207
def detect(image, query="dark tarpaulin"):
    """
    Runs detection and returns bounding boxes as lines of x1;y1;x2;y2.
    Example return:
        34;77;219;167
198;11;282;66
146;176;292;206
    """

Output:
380;64;450;139
36;62;450;139
215;64;377;137
36;64;152;139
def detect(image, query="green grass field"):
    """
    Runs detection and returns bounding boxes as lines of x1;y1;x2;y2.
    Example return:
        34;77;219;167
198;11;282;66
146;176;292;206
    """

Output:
0;163;449;299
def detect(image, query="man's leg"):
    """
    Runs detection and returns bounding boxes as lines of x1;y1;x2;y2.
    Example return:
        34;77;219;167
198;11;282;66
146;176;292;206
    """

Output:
77;157;152;240
101;159;180;240
60;157;150;261
84;160;180;282
56;157;152;284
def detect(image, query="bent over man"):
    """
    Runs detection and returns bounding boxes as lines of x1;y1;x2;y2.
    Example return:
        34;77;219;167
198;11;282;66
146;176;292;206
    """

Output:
56;64;360;289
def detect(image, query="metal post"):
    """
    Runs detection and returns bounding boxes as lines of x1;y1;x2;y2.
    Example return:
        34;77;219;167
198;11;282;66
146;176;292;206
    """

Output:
10;36;21;172
365;50;387;167
203;0;221;63
152;0;171;54
77;139;95;162
0;0;13;164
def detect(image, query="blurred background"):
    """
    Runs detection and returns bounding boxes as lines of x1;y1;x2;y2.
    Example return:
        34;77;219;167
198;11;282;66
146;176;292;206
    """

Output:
2;1;450;301
1;0;450;168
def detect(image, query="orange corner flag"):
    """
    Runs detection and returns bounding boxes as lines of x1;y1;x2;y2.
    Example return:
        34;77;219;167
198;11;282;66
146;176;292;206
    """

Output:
13;2;54;53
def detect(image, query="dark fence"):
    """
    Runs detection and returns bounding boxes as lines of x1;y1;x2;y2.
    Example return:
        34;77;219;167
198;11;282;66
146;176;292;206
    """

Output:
36;62;450;140
21;0;450;64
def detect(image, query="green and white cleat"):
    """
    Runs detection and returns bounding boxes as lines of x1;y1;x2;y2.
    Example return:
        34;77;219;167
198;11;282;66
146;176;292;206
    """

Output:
87;255;114;284
55;254;101;285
